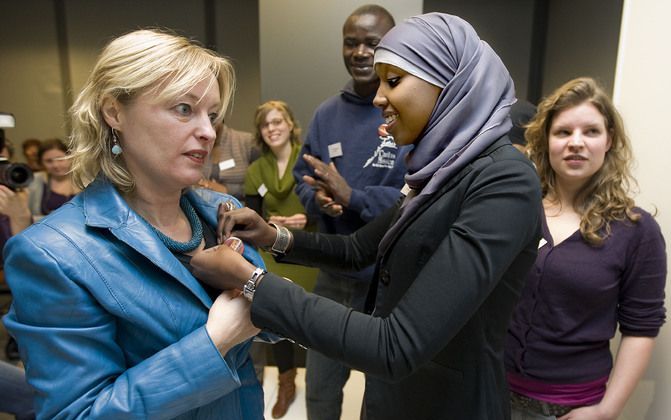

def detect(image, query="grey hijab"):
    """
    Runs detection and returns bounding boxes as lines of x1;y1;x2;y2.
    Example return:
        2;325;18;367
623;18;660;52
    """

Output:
375;13;516;251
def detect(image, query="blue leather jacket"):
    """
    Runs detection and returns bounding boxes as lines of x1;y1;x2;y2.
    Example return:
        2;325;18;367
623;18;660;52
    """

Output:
3;178;266;419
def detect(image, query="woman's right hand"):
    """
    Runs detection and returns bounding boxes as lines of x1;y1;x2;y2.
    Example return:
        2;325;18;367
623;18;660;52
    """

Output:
0;185;32;233
217;203;277;247
206;290;260;357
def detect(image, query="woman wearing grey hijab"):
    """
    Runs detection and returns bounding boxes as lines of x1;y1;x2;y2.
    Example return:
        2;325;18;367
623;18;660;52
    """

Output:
193;13;542;420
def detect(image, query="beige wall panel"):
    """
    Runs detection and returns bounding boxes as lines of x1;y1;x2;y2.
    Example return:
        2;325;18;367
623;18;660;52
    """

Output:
0;0;66;152
215;0;260;132
64;0;207;98
613;0;671;418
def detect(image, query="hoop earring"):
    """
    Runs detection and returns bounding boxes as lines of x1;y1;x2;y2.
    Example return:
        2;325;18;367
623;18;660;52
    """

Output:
111;128;123;156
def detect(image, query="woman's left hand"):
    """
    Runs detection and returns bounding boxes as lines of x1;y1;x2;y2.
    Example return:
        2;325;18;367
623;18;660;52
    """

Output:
206;289;260;356
191;245;256;291
558;405;615;420
268;213;307;230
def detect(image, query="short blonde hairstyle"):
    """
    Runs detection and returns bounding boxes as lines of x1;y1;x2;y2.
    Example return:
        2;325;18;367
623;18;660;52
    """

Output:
526;77;639;245
68;28;235;192
253;100;302;152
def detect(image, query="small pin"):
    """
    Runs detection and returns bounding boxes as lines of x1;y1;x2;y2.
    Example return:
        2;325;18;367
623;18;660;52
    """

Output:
224;236;244;254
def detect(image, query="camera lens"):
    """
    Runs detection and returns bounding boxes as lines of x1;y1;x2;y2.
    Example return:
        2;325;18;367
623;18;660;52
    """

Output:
0;161;33;190
9;165;31;186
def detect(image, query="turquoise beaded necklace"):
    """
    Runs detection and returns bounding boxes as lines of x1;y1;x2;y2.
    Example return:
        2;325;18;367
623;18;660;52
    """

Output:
140;195;203;254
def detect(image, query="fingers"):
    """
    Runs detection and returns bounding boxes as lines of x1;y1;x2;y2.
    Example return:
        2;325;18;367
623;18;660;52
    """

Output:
268;215;286;225
216;202;230;243
303;154;325;170
191;245;249;290
206;291;260;355
323;203;343;217
281;214;306;229
303;155;333;183
302;175;318;187
217;200;244;243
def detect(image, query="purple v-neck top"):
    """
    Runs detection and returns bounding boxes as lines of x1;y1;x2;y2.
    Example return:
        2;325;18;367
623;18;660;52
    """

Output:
505;207;666;401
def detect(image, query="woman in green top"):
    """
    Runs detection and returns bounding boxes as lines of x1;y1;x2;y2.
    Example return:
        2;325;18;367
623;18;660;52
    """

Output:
244;100;318;418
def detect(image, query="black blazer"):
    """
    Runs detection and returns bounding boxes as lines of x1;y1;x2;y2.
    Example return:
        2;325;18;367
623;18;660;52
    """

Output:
252;138;542;419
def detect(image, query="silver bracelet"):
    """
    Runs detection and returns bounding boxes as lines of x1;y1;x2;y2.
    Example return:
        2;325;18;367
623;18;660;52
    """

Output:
243;267;267;302
267;222;293;256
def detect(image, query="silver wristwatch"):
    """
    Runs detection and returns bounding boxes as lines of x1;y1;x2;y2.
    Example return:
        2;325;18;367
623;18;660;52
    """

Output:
243;267;267;301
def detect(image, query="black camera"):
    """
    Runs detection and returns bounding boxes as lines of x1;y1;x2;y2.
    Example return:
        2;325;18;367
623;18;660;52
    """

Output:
0;158;33;190
0;112;34;190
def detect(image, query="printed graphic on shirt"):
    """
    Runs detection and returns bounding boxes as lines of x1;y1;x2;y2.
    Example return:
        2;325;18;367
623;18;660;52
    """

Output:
363;135;397;169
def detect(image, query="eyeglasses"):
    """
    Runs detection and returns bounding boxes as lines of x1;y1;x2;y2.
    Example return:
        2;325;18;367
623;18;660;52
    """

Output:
260;118;285;130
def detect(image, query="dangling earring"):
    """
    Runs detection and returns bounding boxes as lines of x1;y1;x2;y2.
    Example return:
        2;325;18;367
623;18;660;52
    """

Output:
111;128;123;156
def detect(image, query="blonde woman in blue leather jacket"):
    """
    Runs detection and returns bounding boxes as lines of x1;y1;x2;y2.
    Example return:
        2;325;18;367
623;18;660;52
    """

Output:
3;29;267;419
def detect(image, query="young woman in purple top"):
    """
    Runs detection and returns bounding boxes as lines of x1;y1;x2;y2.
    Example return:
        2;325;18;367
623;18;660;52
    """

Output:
505;77;667;419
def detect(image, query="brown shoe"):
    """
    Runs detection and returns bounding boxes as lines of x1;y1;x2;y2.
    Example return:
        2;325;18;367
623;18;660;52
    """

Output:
271;368;297;418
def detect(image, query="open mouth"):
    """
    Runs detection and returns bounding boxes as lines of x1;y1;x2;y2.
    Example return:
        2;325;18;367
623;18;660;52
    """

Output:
185;151;207;164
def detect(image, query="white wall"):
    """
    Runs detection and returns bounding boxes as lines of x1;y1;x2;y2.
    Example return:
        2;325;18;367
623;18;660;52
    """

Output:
259;0;422;133
612;1;671;418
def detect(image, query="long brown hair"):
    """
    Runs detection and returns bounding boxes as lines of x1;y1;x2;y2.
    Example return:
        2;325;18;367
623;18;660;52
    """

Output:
525;77;639;245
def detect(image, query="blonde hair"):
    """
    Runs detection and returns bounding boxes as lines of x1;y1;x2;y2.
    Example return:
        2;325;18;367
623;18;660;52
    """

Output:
68;28;235;192
525;77;639;245
253;100;301;152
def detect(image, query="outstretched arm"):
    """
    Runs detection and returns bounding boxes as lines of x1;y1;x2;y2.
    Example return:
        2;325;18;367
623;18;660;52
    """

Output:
196;159;541;381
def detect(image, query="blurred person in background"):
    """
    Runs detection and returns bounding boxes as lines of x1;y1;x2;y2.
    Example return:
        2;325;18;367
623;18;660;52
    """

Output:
26;138;79;222
21;139;42;172
244;100;319;418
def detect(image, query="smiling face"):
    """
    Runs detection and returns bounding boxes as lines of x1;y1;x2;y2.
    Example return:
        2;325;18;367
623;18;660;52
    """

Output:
259;108;293;155
548;101;612;191
373;63;441;146
342;12;393;97
105;75;220;195
41;148;70;178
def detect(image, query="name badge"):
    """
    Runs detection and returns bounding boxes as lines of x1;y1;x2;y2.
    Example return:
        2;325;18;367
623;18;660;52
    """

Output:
328;142;343;159
257;184;268;197
538;238;548;249
218;159;236;171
